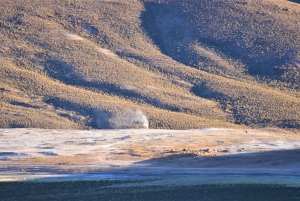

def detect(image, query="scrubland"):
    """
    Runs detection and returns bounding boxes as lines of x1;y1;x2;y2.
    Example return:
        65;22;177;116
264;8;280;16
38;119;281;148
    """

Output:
0;0;299;130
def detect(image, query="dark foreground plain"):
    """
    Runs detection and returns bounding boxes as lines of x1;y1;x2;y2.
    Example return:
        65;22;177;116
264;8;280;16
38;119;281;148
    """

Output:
1;129;300;200
1;179;300;201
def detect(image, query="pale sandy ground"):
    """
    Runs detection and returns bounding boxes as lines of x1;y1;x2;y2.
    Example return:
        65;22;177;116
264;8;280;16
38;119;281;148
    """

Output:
1;128;300;182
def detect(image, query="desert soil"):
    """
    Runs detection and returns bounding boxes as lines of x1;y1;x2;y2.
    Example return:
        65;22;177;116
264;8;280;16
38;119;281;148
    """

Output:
1;128;300;181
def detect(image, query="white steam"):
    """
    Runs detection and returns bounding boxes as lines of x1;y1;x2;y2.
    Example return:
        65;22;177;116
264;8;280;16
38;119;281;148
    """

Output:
110;109;149;129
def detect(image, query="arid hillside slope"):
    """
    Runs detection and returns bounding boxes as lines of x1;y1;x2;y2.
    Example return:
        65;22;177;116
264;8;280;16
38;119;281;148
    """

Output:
0;0;299;130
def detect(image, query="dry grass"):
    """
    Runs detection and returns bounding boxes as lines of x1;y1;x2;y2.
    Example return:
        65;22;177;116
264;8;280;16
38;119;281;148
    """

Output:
0;0;299;129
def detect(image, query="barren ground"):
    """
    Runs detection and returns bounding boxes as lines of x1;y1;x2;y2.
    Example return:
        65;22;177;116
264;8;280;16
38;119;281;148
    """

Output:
1;128;300;181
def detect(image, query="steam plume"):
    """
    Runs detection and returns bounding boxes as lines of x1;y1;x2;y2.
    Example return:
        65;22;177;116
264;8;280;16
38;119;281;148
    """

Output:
110;109;149;129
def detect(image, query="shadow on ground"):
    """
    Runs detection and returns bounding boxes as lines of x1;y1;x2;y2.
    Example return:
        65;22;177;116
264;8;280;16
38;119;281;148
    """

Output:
134;148;300;171
2;149;300;200
1;148;300;175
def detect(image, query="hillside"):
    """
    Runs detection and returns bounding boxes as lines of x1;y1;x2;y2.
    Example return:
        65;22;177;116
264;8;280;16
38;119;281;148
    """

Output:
0;0;299;130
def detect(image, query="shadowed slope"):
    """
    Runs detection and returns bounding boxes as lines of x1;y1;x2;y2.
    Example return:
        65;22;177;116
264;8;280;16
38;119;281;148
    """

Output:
141;0;300;87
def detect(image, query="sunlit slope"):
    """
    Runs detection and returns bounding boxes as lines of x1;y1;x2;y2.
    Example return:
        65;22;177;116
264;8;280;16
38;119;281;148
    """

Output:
0;0;299;129
0;58;238;129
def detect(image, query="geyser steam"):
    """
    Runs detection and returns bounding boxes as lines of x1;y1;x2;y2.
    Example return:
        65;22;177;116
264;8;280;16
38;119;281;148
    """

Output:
110;109;149;129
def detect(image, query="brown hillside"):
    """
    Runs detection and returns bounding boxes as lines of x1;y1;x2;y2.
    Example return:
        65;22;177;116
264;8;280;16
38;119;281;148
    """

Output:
0;0;299;129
